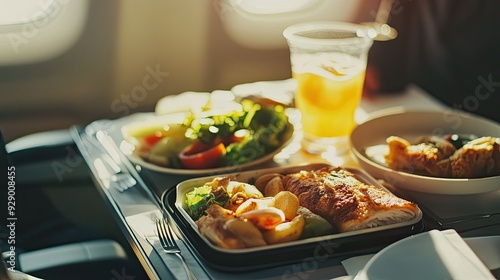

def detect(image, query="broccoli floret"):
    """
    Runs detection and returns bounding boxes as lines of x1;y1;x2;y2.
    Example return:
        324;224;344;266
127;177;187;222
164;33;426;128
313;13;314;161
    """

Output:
225;136;266;165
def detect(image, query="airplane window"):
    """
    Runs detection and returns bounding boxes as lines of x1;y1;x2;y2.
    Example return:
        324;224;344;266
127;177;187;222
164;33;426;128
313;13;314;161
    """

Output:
0;0;89;66
214;0;375;49
229;0;321;15
0;0;58;26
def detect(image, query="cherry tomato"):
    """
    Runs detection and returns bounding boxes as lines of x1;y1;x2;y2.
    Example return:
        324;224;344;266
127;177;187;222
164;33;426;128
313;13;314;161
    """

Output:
222;134;244;146
143;133;163;146
179;141;226;169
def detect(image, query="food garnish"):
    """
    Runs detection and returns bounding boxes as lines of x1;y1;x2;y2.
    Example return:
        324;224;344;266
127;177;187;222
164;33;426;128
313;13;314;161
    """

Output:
443;133;478;149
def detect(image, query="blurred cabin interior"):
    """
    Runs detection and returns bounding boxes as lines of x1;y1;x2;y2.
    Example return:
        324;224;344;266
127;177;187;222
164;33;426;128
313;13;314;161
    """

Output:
0;0;378;142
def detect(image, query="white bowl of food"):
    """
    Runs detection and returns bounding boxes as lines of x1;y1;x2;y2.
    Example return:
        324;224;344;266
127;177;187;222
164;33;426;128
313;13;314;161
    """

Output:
350;108;500;195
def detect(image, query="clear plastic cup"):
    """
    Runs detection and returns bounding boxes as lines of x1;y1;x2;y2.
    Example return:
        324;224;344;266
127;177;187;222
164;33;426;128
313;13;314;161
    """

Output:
283;21;373;154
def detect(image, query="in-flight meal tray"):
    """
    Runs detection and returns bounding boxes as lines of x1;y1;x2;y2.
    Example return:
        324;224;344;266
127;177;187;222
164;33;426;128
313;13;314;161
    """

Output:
161;163;425;272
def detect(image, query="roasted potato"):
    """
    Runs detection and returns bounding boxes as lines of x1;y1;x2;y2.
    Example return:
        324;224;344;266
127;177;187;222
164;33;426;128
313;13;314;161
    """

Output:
262;214;305;244
273;191;299;221
264;176;284;197
254;173;283;193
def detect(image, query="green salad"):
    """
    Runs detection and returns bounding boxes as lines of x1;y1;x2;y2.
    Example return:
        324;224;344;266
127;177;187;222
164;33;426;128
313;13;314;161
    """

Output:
128;99;291;170
185;184;230;220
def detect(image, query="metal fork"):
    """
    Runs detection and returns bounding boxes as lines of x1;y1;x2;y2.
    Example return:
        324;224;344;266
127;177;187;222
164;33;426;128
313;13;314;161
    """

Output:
156;218;196;280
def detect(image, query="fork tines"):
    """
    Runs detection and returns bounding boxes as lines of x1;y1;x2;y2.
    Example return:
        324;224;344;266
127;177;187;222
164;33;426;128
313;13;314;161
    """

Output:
156;218;180;253
155;218;197;280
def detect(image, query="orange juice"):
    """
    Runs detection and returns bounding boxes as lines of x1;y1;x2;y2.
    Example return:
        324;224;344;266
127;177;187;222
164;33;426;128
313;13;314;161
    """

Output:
284;21;373;154
292;52;366;138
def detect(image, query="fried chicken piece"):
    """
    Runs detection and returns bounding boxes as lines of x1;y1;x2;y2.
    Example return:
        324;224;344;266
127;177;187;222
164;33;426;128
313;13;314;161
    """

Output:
384;136;414;171
195;204;267;249
282;166;419;232
432;136;500;178
195;204;245;249
385;136;456;175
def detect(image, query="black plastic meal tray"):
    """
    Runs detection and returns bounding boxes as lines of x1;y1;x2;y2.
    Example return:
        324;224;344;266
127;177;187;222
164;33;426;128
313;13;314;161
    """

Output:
161;187;426;272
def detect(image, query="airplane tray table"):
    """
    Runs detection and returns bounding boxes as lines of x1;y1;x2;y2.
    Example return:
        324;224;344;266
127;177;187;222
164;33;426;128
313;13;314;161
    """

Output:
67;81;500;279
